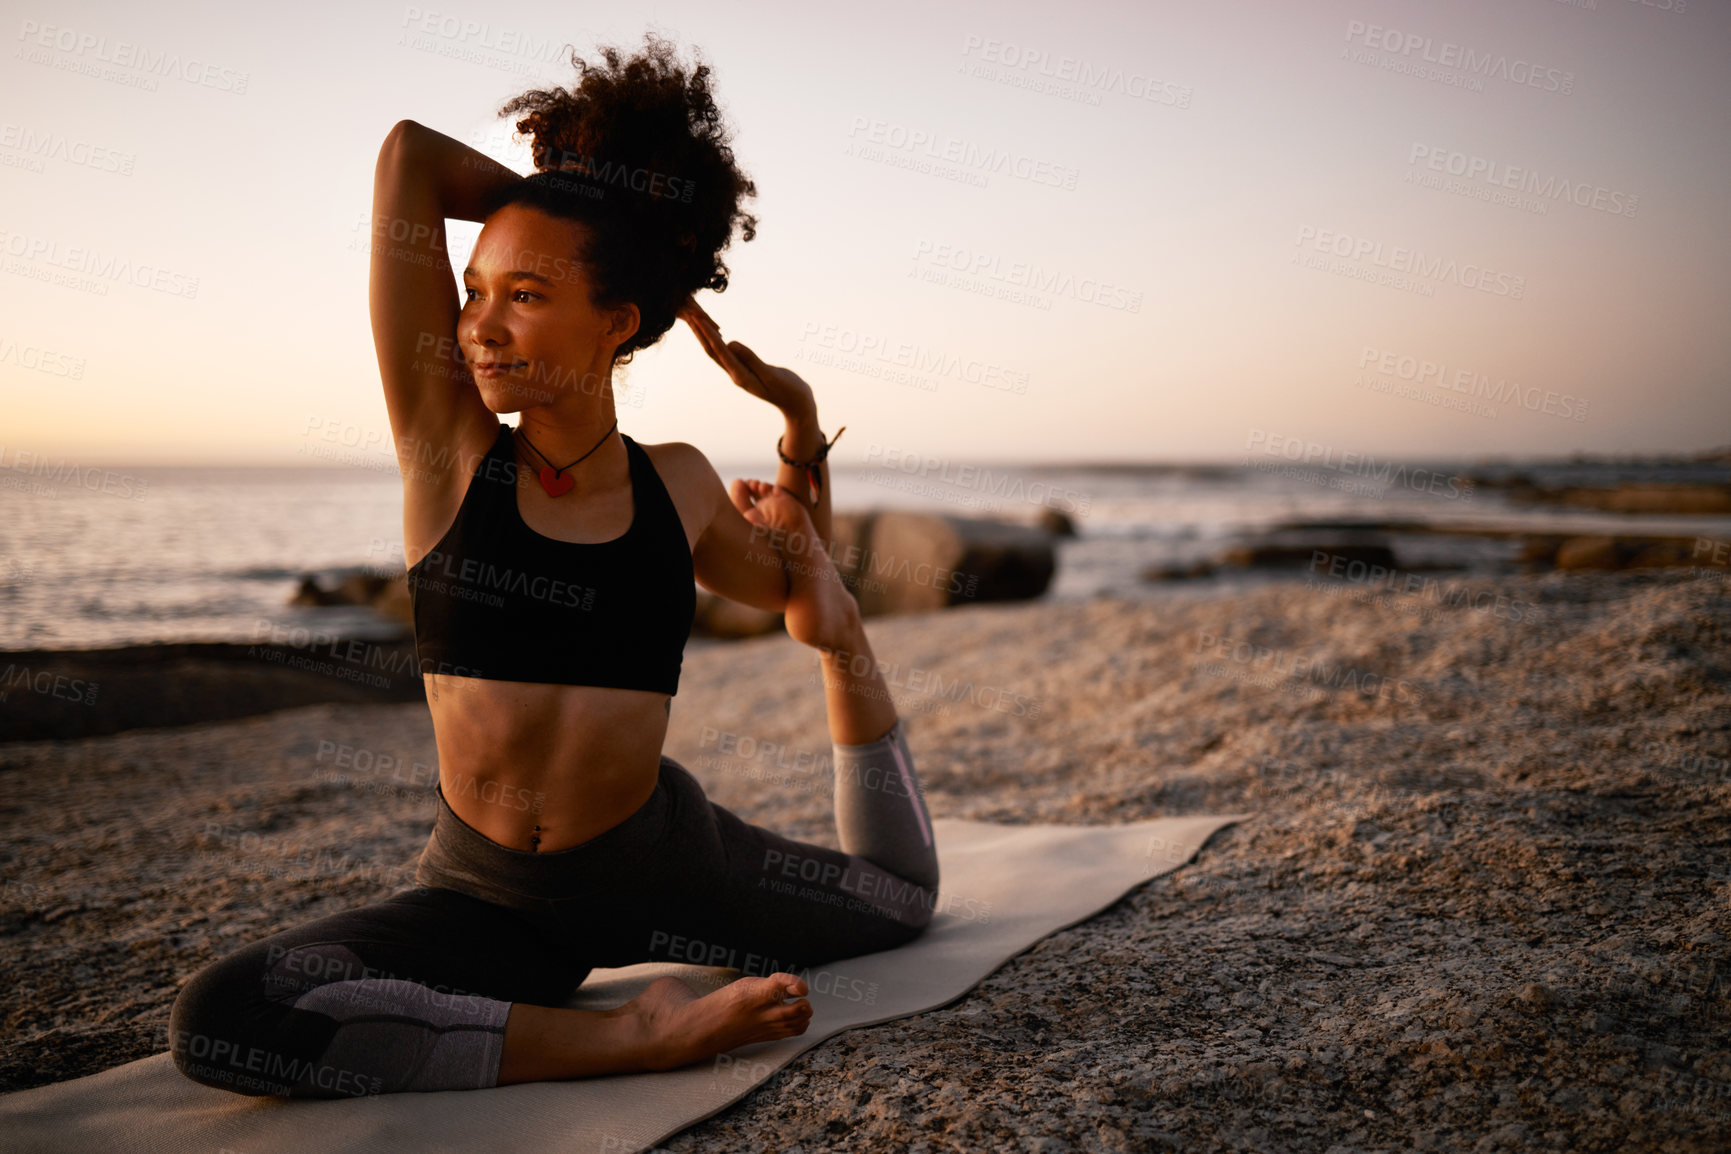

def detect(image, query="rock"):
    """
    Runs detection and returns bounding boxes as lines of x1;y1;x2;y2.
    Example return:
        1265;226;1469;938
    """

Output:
1035;509;1078;537
1517;982;1552;1008
289;571;412;625
1553;537;1621;571
0;638;427;741
368;575;413;625
1524;534;1731;573
691;589;783;639
829;511;1056;616
1508;482;1731;515
1141;561;1216;582
290;576;341;607
1215;527;1396;573
1625;540;1704;568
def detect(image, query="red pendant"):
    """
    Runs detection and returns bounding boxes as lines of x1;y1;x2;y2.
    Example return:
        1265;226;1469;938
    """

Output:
538;466;575;497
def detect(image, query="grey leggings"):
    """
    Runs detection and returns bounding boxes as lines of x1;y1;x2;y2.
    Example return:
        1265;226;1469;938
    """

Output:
168;725;937;1098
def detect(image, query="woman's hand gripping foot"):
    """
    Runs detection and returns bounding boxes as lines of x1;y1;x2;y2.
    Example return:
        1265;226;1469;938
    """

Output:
730;478;862;653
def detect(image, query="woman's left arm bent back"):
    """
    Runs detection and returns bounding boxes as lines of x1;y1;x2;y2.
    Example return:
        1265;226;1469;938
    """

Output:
654;442;795;613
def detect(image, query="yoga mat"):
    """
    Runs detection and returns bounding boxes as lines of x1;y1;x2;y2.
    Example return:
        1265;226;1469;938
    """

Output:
0;813;1243;1154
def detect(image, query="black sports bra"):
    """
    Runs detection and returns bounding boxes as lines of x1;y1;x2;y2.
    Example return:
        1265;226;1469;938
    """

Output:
407;422;695;694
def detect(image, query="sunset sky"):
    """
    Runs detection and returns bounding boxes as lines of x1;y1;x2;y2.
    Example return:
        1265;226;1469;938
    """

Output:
1;0;1726;466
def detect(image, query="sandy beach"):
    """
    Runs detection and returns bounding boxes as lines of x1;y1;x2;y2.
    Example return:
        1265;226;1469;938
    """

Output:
2;569;1727;1151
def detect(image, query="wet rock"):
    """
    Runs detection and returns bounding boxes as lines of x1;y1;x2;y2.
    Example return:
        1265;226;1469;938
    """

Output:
1141;561;1217;582
1221;541;1396;571
1035;509;1078;537
690;590;783;639
1554;537;1621;571
1523;534;1729;573
1507;482;1731;515
290;571;412;625
829;511;1056;616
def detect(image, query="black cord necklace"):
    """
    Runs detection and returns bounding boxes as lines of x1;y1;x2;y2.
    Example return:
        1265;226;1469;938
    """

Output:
513;419;619;497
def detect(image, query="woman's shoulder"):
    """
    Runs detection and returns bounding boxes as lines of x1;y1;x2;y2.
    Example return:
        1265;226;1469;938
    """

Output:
634;438;724;549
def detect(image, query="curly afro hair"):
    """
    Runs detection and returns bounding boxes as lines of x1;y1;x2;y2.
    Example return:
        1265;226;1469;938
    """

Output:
485;32;757;366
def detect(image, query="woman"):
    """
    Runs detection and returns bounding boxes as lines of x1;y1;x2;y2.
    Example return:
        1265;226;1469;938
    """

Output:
168;34;939;1099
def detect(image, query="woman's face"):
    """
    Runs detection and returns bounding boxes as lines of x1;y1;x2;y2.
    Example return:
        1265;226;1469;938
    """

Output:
459;203;638;414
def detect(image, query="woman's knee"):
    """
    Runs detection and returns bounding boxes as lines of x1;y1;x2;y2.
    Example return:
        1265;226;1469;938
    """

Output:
167;948;299;1096
901;883;938;933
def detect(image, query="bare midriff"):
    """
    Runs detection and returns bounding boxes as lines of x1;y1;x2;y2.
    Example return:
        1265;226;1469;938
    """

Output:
425;674;670;852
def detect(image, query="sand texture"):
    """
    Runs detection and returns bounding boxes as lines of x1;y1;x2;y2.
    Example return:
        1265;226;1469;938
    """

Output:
2;570;1727;1151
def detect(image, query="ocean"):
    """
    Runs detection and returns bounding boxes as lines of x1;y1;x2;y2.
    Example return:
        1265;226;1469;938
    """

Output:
2;452;1727;650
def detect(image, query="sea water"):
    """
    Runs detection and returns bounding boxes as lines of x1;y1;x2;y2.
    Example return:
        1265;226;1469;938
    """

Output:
1;455;1726;649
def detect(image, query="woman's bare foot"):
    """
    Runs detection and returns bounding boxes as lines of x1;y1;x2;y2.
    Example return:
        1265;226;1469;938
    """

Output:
633;973;813;1071
731;478;862;652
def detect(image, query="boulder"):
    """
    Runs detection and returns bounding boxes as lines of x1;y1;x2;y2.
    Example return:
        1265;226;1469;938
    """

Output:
1035;508;1078;537
1142;560;1217;582
1523;534;1729;572
691;589;783;639
1218;529;1397;573
1553;537;1621;571
828;511;1056;616
1508;483;1731;515
290;571;412;625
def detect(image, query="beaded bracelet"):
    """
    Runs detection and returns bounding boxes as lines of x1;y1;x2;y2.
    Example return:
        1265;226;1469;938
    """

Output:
776;426;846;506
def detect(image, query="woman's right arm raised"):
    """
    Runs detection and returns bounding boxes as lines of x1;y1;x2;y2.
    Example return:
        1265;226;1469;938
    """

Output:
368;120;520;499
